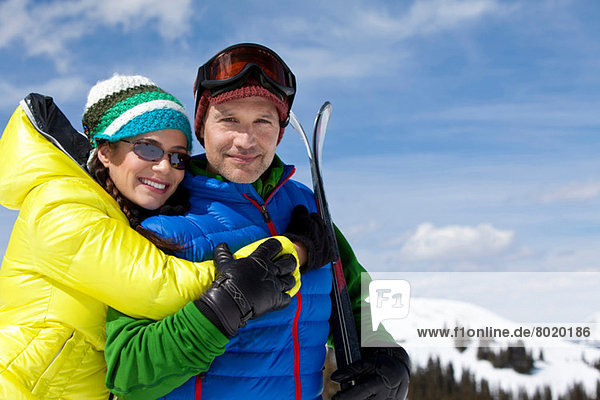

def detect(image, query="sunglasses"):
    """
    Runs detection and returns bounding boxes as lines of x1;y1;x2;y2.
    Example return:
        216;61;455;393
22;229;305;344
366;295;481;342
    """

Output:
121;140;190;170
194;43;296;116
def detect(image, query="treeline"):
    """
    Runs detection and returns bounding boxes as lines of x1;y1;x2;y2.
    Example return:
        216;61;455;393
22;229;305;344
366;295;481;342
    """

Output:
408;357;600;400
476;340;535;374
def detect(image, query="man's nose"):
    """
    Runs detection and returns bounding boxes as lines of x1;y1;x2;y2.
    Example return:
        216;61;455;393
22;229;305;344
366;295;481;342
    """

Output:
233;123;256;148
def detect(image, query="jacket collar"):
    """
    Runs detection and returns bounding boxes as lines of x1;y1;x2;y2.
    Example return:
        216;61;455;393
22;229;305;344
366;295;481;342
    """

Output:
183;154;295;203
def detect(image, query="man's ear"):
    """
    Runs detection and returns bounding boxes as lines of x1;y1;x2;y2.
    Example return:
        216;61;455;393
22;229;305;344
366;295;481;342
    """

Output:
96;143;112;168
199;124;205;142
197;124;206;147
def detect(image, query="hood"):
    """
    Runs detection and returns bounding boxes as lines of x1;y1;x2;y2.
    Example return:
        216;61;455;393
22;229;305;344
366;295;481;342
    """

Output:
0;94;92;209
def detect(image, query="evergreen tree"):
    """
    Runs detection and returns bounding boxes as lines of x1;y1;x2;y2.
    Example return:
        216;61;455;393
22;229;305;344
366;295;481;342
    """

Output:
479;379;491;400
542;386;552;400
517;388;529;400
407;356;597;400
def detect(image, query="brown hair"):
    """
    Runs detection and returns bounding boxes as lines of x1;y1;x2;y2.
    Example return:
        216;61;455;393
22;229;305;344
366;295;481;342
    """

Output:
89;145;189;254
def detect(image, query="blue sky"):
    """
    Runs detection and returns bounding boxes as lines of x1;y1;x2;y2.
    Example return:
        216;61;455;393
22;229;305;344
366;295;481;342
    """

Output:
1;0;600;275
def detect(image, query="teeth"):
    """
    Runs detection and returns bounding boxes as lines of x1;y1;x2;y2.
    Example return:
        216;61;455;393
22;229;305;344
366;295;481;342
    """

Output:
141;178;166;190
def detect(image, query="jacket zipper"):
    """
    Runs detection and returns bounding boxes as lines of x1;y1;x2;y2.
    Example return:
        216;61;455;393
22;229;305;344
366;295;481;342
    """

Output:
259;203;272;223
243;167;296;236
243;195;277;235
241;167;303;399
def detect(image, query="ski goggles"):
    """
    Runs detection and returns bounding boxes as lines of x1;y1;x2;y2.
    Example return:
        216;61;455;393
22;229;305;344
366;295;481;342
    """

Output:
194;43;296;115
121;139;190;170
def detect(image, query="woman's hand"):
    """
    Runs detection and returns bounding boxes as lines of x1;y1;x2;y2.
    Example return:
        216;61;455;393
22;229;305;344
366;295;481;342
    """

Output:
284;205;335;274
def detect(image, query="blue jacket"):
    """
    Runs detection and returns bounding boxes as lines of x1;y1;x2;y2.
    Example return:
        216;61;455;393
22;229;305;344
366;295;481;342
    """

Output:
143;161;332;400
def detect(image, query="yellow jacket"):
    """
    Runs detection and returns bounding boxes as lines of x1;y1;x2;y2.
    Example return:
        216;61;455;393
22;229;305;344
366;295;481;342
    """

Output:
0;96;299;399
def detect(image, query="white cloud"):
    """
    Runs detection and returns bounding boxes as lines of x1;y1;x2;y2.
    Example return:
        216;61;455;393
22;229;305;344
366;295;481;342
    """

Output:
284;47;385;80
399;222;514;261
361;0;503;39
0;76;88;109
540;246;600;272
538;181;600;203
343;220;380;237
0;0;29;47
317;0;505;42
244;0;507;82
0;0;193;70
91;0;192;40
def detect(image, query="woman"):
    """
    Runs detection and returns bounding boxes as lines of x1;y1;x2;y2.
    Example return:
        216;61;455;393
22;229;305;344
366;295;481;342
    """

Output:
0;75;300;400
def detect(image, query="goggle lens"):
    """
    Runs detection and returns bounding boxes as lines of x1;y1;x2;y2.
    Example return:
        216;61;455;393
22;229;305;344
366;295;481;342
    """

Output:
207;46;292;87
125;141;190;170
194;43;296;115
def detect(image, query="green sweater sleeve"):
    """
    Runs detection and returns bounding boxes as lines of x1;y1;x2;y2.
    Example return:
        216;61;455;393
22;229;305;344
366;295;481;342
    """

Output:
330;225;397;348
105;302;229;400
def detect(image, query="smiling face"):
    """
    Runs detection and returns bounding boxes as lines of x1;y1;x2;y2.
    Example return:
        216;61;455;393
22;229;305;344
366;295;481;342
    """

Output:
97;129;187;210
200;96;280;183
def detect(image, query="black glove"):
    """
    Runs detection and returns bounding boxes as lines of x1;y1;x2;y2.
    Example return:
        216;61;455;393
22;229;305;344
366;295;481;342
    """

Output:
194;238;297;337
331;346;411;400
284;205;335;274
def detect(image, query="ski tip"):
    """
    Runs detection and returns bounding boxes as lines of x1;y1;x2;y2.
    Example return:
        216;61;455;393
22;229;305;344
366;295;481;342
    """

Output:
319;101;332;114
289;110;304;132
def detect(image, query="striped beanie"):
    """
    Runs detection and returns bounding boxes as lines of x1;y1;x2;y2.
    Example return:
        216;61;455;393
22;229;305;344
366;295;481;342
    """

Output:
82;74;192;151
194;78;289;146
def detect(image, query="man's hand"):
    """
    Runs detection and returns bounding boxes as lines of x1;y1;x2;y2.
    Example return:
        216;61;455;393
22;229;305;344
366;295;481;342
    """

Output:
195;238;297;337
284;205;335;274
331;346;411;400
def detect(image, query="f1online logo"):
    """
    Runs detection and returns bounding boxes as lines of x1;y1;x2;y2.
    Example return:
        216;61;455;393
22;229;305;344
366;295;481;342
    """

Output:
368;280;411;331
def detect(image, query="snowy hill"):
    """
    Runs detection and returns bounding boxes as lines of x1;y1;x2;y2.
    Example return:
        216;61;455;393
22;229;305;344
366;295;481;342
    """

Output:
386;297;600;398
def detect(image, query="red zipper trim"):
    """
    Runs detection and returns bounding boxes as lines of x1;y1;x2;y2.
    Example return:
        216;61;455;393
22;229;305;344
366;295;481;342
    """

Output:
264;167;302;398
242;167;303;397
194;375;202;399
242;167;296;236
293;292;303;400
264;167;295;205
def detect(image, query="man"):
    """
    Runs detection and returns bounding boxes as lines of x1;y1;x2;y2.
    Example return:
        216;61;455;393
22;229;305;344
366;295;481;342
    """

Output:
105;43;410;400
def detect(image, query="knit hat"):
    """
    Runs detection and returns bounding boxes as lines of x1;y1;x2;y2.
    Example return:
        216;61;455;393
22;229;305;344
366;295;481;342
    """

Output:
194;78;289;146
82;74;192;151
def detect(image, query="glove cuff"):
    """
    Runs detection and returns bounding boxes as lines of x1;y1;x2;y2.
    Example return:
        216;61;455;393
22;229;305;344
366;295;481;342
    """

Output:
194;282;246;338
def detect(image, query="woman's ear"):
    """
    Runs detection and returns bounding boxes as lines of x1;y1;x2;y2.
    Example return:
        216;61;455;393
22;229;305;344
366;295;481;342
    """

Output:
96;143;112;168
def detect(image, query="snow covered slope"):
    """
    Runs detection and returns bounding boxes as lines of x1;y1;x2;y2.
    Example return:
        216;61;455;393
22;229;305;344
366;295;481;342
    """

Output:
386;297;600;398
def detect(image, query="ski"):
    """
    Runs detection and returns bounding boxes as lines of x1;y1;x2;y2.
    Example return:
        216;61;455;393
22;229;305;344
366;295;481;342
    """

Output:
289;104;361;370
